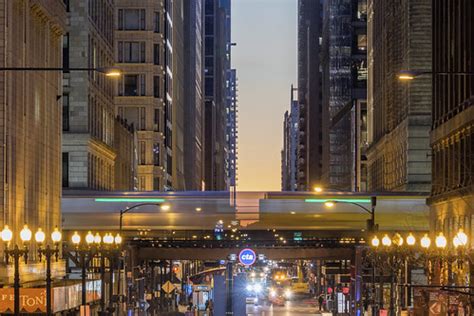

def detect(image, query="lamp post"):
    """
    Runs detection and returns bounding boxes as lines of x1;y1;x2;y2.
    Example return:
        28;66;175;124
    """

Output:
118;202;168;314
398;70;474;80
0;66;122;77
35;226;62;316
119;203;169;232
324;196;377;232
369;229;470;315
68;231;122;315
1;224;31;315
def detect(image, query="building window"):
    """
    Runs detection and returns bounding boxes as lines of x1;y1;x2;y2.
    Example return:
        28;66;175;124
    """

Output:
63;33;69;70
118;41;146;63
153;143;160;166
153;44;160;65
118;9;146;30
140;107;146;130
154;109;160;132
62;152;69;187
62;94;69;131
154;12;160;33
119;74;146;96
139;141;146;165
153;76;161;98
153;177;160;191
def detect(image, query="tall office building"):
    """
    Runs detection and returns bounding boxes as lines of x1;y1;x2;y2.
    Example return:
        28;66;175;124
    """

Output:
203;0;232;190
0;0;66;242
366;0;431;192
321;0;368;191
183;0;205;191
429;0;474;285
296;0;323;191
226;69;238;190
115;0;168;191
63;0;136;191
281;86;299;191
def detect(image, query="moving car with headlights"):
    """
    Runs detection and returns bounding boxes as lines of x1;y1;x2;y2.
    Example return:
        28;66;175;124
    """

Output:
268;286;292;306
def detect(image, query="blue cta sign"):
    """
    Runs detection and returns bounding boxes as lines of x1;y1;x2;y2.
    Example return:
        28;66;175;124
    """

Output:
238;248;256;266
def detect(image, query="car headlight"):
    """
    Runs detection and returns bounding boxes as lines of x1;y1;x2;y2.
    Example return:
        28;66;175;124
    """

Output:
270;289;277;297
246;284;253;292
284;289;292;298
254;283;262;293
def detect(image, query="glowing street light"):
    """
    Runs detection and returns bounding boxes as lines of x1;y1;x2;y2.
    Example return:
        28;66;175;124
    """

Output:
420;234;431;249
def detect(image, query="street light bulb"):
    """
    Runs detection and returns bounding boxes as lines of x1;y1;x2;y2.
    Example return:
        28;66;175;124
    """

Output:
85;231;95;244
35;228;46;243
1;225;13;242
453;236;461;248
103;67;122;77
20;224;32;242
406;233;416;246
94;233;102;244
456;229;468;246
324;201;335;208
71;231;81;245
435;232;447;249
398;74;415;80
160;204;171;211
114;233;122;245
382;234;392;247
420;234;431;249
103;233;114;244
51;226;62;243
314;187;323;193
371;236;380;247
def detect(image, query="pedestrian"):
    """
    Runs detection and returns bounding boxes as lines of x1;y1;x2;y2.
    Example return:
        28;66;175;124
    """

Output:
318;294;324;311
208;299;214;316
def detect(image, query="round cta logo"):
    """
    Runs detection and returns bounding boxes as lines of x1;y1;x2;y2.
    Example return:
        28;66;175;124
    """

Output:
238;248;256;266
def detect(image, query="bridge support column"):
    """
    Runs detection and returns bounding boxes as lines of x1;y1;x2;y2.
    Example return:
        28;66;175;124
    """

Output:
225;261;233;315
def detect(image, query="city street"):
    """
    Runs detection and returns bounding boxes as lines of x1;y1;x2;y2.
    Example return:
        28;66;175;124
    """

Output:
0;0;471;315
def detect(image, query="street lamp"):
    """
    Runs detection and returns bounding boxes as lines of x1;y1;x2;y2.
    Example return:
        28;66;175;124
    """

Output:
0;66;122;77
324;196;377;232
67;231;122;314
119;203;169;231
36;226;62;316
398;69;474;81
1;224;32;315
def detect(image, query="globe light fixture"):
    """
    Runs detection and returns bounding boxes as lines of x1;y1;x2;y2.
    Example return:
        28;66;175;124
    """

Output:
1;225;13;243
456;229;468;247
35;228;46;244
51;226;62;243
85;231;95;244
114;233;122;245
94;233;102;244
453;236;461;248
103;233;114;245
382;234;392;247
435;232;447;249
20;224;32;242
406;233;416;246
71;231;81;245
394;233;404;247
420;234;431;249
371;236;380;247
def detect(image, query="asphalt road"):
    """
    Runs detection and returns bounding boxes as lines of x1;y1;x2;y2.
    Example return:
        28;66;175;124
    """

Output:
247;298;323;316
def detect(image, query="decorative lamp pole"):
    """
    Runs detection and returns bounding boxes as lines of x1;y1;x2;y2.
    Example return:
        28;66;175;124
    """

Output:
36;226;62;316
1;224;32;315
